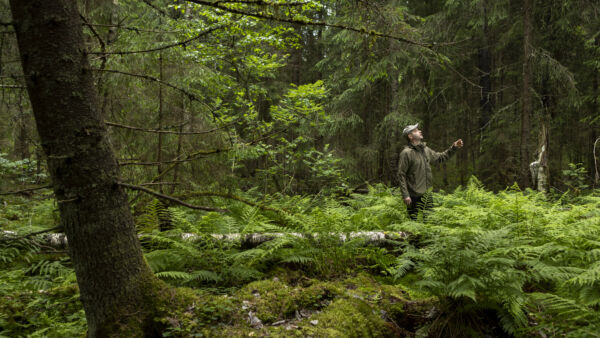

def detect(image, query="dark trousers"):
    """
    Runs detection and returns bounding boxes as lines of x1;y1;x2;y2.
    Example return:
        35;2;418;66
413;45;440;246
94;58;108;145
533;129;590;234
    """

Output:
407;193;433;221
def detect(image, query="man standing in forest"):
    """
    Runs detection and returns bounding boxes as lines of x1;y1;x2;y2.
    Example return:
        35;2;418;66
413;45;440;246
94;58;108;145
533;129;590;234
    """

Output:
398;123;463;220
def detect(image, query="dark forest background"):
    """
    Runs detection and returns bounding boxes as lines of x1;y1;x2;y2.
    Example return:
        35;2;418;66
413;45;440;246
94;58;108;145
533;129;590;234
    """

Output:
1;0;598;196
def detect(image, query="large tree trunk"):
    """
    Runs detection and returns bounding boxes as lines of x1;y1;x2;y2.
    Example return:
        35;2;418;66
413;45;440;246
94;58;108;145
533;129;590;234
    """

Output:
520;0;533;188
10;1;166;336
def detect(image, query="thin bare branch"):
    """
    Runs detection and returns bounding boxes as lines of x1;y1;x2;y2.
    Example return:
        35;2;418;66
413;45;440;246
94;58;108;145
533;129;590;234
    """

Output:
119;148;223;166
594;136;599;185
82;23;179;34
0;185;51;195
80;14;109;89
106;120;224;135
119;182;228;212
213;0;308;5
92;68;199;100
141;0;169;16
88;25;225;55
139;182;180;186
184;0;431;47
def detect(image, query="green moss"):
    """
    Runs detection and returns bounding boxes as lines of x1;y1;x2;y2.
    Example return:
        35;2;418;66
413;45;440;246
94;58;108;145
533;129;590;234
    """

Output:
197;273;432;337
238;278;341;324
304;298;393;337
0;283;86;337
158;289;237;337
395;272;434;300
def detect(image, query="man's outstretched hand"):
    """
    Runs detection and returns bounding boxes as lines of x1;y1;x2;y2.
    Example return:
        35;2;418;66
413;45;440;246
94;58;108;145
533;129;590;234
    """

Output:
453;139;464;148
403;197;412;206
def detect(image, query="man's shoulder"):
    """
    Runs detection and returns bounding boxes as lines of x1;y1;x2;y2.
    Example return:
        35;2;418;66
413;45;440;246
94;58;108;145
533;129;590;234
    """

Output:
399;146;418;160
399;146;413;155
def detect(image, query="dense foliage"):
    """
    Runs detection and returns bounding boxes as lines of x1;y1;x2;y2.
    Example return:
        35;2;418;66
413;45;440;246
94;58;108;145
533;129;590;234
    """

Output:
1;0;598;194
1;0;599;336
2;180;600;336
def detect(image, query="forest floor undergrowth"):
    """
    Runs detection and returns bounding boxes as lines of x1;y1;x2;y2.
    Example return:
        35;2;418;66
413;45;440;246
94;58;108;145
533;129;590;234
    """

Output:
1;179;600;337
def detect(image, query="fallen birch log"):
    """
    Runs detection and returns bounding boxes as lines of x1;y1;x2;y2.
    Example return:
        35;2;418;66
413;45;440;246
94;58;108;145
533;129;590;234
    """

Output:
2;230;409;249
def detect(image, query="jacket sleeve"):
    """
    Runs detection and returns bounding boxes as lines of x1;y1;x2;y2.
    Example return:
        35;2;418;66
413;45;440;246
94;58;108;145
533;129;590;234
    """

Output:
427;145;457;164
397;151;410;198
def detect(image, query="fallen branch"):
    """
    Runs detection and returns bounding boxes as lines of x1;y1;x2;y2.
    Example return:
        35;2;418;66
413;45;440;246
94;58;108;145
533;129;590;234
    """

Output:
2;230;409;249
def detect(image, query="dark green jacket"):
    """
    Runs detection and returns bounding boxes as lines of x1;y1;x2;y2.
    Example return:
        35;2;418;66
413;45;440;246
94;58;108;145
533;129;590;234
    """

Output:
397;142;457;198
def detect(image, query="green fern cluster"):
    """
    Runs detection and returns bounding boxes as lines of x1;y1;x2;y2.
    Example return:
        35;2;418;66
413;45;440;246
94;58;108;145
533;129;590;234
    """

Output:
2;177;599;336
390;177;600;336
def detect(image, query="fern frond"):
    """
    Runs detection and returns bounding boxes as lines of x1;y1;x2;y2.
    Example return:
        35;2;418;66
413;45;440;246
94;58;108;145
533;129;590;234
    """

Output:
140;234;202;257
223;265;263;282
155;271;193;280
189;270;222;283
567;261;600;287
229;248;266;264
529;292;593;321
498;296;527;334
526;260;584;283
389;258;414;279
280;255;315;264
144;249;184;273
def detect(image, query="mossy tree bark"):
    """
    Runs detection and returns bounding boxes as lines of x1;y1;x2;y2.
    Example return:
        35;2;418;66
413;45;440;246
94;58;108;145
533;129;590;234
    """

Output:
9;1;166;336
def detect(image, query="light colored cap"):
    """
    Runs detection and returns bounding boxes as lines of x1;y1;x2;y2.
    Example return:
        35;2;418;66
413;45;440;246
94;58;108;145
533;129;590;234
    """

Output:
402;123;419;135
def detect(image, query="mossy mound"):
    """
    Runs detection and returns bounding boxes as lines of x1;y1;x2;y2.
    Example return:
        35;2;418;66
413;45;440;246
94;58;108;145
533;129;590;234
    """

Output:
157;272;435;337
301;298;394;337
238;278;342;324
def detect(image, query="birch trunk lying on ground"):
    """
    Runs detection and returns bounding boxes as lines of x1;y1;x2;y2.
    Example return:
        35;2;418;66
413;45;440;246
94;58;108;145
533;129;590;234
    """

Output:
2;230;409;249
